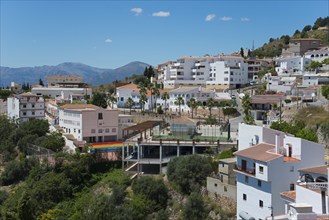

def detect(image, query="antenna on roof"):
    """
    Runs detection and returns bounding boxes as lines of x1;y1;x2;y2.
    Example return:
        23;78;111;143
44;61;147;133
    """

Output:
252;40;255;51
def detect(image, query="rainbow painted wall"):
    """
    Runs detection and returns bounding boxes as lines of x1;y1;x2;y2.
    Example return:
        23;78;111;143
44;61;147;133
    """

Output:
90;142;123;152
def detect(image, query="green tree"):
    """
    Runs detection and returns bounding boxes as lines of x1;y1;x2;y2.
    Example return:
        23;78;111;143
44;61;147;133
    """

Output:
296;129;318;142
39;78;44;87
138;82;148;113
293;29;300;36
161;92;170;115
91;92;107;108
182;192;207;220
302;25;312;33
240;47;244;57
188;98;198;118
0;89;12;99
321;85;329;99
132;176;168;209
152;83;161;112
126;97;134;115
306;61;322;71
167;155;213;194
242;94;255;125
320;121;329;145
206;97;216;118
19;119;49;137
39;132;65;152
175;96;184;116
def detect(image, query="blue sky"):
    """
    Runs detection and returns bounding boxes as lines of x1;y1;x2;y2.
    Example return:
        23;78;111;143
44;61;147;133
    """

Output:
1;0;328;68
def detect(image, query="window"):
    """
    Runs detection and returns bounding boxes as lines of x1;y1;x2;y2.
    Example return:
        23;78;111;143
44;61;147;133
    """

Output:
258;180;262;187
105;128;110;133
259;166;264;173
259;200;263;207
23;105;26;108
32;112;35;115
224;77;228;81
32;104;35;108
290;183;295;191
98;129;103;133
245;176;249;183
120;97;124;101
220;175;223;182
98;113;103;120
23;112;27;116
112;128;116;132
224;186;227;192
91;129;96;133
243;194;247;201
78;129;80;134
214;183;217;187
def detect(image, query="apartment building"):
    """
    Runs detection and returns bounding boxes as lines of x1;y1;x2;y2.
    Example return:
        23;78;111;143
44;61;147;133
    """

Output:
207;158;237;199
47;75;85;88
246;59;271;80
59;104;119;143
159;55;249;90
235;123;324;220
7;92;45;122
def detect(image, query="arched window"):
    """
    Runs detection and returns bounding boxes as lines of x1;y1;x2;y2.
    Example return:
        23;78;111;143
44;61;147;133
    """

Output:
300;174;314;182
316;176;328;182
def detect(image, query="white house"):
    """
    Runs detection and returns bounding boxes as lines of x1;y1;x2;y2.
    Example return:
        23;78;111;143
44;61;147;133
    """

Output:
302;74;319;87
59;104;119;143
267;76;297;95
275;56;311;75
115;83;138;108
32;87;92;100
304;47;329;62
167;86;216;112
7;92;45;122
234;123;324;220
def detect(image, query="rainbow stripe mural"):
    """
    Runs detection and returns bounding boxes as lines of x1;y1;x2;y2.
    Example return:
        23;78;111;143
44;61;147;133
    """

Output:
90;142;123;152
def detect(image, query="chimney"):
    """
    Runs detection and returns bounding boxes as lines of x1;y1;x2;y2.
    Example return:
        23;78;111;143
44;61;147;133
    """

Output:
275;133;280;154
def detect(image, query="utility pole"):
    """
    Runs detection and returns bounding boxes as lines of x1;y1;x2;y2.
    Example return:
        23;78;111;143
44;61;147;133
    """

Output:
279;98;282;123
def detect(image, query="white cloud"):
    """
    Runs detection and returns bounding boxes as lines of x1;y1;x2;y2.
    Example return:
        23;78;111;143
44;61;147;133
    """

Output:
152;11;170;17
205;14;216;22
131;8;142;16
220;16;232;21
105;38;112;43
241;17;250;22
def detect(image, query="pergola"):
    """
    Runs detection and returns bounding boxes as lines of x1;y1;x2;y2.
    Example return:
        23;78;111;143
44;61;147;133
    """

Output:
122;120;163;141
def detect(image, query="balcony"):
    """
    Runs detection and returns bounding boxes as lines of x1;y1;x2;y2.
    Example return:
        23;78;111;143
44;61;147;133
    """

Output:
234;165;255;176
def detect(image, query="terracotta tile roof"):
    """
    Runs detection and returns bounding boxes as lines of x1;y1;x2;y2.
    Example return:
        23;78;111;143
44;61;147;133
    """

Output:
233;143;282;162
298;165;329;176
171;117;196;124
117;83;138;90
280;191;296;202
283;157;300;163
131;89;152;96
60;104;99;110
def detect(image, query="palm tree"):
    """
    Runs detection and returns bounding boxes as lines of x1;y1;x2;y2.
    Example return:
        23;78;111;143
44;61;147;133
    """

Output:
138;82;148;113
161;92;170;115
242;94;255;125
206;98;216;118
147;82;154;111
175;96;185;116
126;97;134;115
106;92;117;109
152;83;160;112
188;98;198;119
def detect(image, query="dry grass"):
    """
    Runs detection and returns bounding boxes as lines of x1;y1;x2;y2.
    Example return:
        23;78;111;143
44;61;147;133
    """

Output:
293;105;329;127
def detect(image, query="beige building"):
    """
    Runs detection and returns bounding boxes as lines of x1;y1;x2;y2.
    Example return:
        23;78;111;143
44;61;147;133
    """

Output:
282;38;321;56
59;104;119;143
47;75;85;88
207;157;237;199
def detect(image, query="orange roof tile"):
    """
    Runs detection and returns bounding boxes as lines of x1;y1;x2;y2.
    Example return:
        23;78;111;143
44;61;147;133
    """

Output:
234;143;282;162
117;83;138;90
280;191;296;202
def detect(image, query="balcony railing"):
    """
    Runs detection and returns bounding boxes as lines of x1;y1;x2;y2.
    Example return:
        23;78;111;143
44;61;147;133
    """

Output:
234;165;255;175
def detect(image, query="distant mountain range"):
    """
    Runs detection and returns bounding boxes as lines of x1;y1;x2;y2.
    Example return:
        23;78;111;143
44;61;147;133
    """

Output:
0;61;150;87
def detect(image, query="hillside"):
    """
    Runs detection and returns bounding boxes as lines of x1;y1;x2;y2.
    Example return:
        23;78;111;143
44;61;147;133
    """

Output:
0;61;150;87
251;16;329;58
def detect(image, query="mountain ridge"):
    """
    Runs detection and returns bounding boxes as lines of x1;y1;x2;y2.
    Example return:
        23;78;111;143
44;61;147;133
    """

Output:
0;61;150;87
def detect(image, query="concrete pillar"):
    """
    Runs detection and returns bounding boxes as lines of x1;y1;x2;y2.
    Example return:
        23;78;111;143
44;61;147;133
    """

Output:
121;143;124;170
159;139;163;174
192;140;195;155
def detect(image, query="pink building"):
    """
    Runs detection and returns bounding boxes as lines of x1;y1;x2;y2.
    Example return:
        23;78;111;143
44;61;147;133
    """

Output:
59;104;119;143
